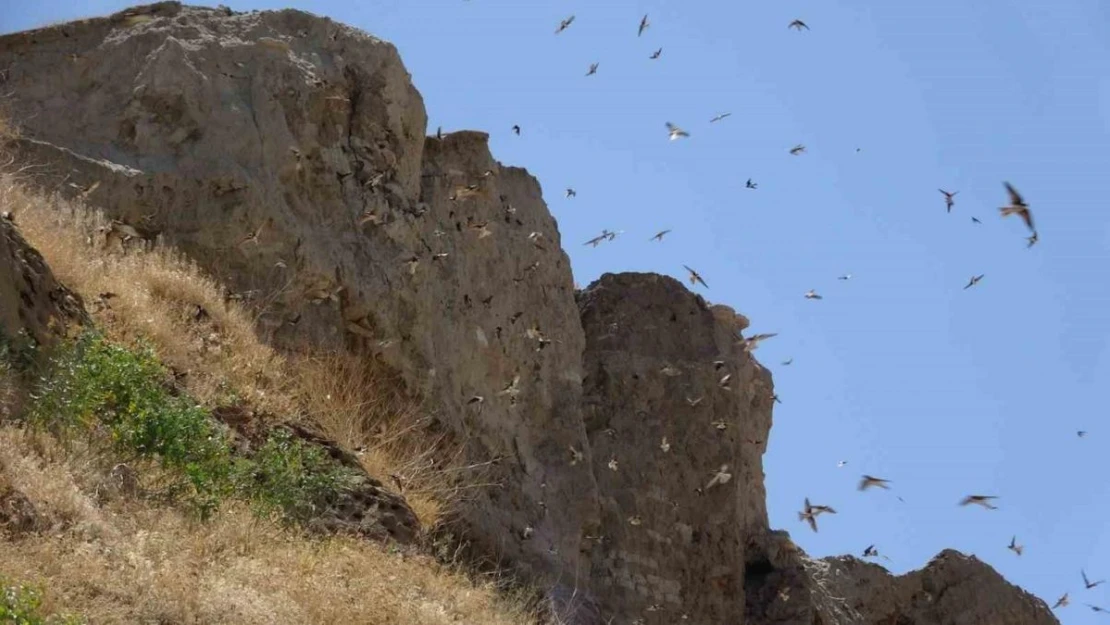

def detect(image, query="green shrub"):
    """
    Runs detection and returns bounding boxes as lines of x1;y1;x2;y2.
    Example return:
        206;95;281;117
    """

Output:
27;332;355;525
29;333;232;517
232;428;355;523
0;579;85;625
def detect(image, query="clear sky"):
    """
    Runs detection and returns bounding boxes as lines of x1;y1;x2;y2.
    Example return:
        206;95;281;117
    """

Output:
4;0;1110;618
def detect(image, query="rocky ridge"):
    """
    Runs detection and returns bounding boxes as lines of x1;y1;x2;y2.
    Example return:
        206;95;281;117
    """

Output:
0;4;1059;623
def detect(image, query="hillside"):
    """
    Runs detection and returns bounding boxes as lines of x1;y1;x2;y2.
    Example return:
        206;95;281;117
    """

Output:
0;3;1060;624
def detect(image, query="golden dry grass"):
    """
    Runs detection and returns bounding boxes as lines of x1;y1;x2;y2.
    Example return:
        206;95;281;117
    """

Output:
0;427;535;625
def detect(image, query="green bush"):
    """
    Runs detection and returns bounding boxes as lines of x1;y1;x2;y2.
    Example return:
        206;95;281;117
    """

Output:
0;579;84;625
27;332;356;525
232;428;354;523
29;333;232;517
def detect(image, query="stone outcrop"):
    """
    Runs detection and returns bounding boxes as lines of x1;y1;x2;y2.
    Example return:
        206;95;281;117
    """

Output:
744;533;1058;624
0;4;1060;624
579;272;774;623
0;216;87;359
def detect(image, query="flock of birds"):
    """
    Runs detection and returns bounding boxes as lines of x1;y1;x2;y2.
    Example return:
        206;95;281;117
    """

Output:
463;9;1104;618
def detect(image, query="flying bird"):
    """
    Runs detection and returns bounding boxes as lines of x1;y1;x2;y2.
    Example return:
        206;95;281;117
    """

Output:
742;332;778;352
959;495;998;510
566;188;577;198
568;445;584;466
837;460;848;468
1087;605;1110;613
586;62;599;76
705;465;732;490
1053;594;1070;609
804;289;823;300
683;265;708;288
789;19;810;31
862;545;878;558
1083;570;1105;589
650;229;672;241
964;274;984;290
781;358;793;366
1078;430;1088;438
660;437;671;453
971;216;982;224
710;112;732;123
718;374;732;390
649;47;662;59
838;273;852;280
1008;536;1024;556
799;497;836;532
469;221;493;239
1000;182;1036;233
237;220;267;246
512;124;521;135
939;189;958;213
745;178;758;189
584;231;614;247
666;122;690;140
555;15;575;34
638;14;650;36
790;144;806;155
858;475;891;491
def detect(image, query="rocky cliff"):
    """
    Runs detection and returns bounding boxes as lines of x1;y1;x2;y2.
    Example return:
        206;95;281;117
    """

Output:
0;4;1059;623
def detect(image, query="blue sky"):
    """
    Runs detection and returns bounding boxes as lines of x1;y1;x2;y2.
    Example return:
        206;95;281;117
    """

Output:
5;0;1110;618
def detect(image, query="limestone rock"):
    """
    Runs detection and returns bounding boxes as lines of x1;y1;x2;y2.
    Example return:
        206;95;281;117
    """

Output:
578;272;774;623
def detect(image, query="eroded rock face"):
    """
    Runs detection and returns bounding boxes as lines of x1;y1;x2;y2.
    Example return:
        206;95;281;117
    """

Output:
578;272;775;624
744;534;1059;625
0;1;598;593
0;217;87;357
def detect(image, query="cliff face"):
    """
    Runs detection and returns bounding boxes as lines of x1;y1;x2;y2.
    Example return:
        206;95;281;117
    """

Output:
0;4;1059;624
579;272;774;623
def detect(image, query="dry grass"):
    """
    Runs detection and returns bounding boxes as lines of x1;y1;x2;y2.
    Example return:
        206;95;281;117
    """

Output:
0;426;535;625
5;183;291;415
288;351;498;527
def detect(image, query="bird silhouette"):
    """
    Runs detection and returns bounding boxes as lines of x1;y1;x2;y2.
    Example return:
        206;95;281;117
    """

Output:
960;495;998;510
939;189;958;213
683;265;708;288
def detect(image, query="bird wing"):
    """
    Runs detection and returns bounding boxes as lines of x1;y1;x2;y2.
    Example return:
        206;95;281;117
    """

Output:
1004;181;1025;206
806;515;817;532
1020;210;1035;232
